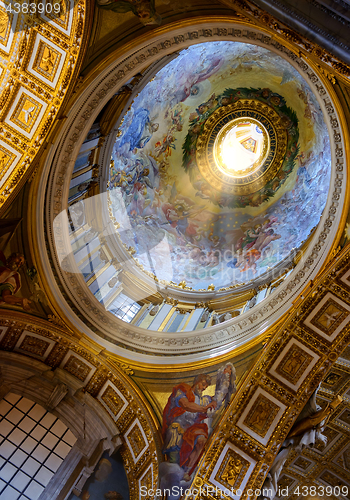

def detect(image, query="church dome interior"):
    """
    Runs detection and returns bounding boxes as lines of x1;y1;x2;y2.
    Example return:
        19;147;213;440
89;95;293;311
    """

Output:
42;31;341;361
1;1;350;500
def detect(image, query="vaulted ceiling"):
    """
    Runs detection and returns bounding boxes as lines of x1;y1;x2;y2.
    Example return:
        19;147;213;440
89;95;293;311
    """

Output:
1;1;350;500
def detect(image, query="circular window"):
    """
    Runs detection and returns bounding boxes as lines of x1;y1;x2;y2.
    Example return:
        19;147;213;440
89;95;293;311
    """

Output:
214;118;269;177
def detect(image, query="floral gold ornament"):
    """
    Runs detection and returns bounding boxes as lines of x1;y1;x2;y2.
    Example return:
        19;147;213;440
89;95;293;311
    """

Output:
0;0;87;212
243;393;280;438
63;354;92;381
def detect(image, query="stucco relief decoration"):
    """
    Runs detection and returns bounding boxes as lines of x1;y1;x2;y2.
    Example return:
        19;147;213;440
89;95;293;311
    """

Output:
310;299;349;336
0;0;87;211
101;385;126;417
18;334;50;356
96;0;161;25
242;393;280;437
215;449;249;490
303;293;350;342
268;338;320;392
64;354;91;381
127;423;147;459
275;345;314;385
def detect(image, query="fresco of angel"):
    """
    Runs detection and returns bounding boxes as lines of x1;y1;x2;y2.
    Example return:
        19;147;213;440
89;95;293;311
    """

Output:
119;108;159;152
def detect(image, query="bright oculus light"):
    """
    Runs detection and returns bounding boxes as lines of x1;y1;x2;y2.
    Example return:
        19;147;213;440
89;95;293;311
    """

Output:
213;118;269;178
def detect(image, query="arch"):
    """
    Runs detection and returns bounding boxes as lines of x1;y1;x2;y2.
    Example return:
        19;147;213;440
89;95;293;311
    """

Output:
0;314;162;500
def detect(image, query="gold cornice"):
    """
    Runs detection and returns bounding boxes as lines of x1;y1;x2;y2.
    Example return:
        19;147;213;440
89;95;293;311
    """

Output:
105;313;287;374
27;232;350;375
0;0;93;216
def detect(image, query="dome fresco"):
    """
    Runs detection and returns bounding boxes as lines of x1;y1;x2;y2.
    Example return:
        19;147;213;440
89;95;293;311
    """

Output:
108;41;331;291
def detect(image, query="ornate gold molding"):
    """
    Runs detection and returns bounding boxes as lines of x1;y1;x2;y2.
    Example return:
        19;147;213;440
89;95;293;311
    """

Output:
0;0;91;215
184;243;350;500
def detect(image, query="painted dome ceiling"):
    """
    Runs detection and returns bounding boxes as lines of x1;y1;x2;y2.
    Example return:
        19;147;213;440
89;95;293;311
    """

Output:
108;41;331;291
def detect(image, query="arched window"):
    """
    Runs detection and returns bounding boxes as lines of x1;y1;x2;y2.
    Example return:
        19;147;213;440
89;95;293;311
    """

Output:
0;393;76;500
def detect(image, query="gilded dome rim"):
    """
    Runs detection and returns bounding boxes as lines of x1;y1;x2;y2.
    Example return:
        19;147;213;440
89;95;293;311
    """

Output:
34;20;348;363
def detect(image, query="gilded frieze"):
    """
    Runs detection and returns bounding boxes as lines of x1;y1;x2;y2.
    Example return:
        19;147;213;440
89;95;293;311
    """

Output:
17;334;50;356
242;393;280;438
0;0;89;213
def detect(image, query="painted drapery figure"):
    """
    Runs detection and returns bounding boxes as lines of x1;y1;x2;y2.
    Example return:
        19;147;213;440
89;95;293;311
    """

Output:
120;108;159;152
161;363;236;495
162;374;216;481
